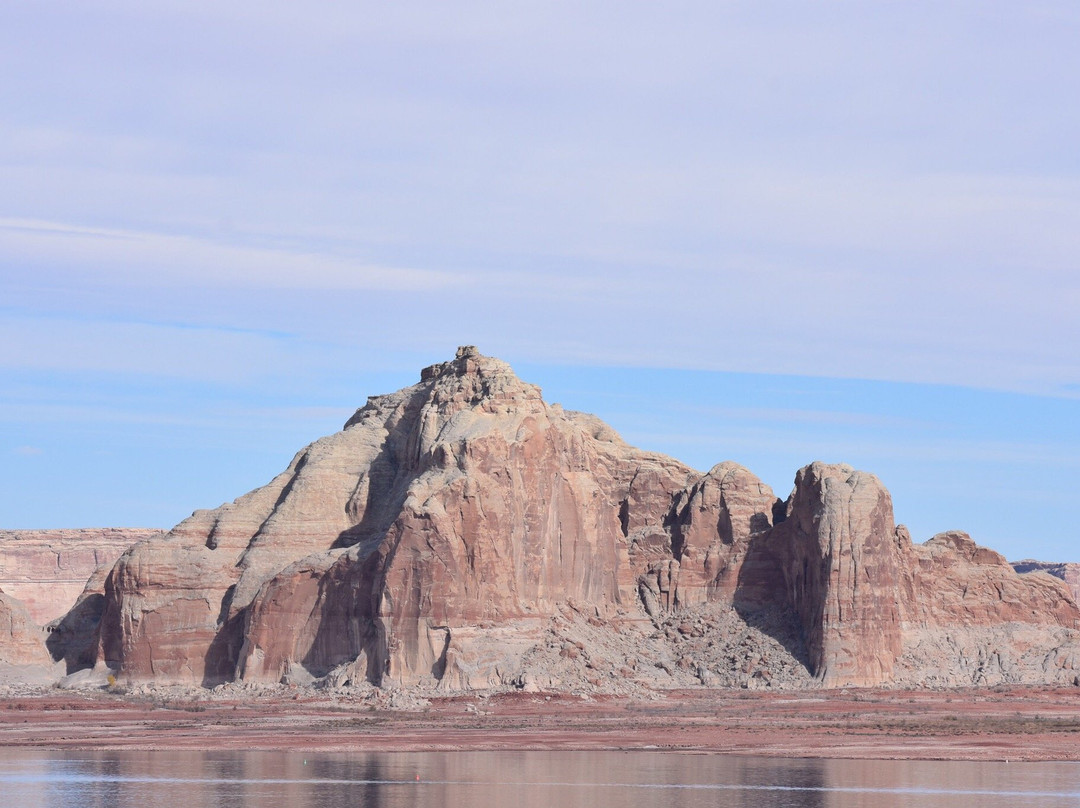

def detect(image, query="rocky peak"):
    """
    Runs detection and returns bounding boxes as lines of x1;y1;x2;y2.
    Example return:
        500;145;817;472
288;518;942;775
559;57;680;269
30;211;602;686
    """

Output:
923;530;1007;566
346;346;542;432
50;351;1080;693
422;345;543;413
420;344;485;379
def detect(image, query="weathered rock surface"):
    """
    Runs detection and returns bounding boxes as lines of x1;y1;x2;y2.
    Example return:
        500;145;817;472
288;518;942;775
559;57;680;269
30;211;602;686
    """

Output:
99;347;697;687
890;532;1080;686
0;588;53;678
48;552;138;676
662;461;782;608
901;532;1080;628
751;462;1080;688
16;347;1080;693
236;347;699;688
1013;560;1080;605
0;528;157;624
761;463;904;687
100;536;244;684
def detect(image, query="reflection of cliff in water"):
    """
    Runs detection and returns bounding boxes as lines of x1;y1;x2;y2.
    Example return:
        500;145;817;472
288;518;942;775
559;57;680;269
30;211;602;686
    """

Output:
3;749;1079;808
717;756;826;808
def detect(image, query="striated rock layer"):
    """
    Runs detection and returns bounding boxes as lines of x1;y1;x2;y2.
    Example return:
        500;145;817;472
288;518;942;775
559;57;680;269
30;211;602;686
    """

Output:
20;346;1078;692
0;528;158;625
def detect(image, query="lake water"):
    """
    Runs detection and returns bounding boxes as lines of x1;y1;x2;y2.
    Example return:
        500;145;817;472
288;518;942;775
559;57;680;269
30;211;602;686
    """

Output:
2;750;1079;808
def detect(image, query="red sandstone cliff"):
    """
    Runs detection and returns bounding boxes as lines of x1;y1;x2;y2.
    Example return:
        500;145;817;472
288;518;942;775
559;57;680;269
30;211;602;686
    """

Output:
761;463;905;687
98;347;696;686
7;348;1078;692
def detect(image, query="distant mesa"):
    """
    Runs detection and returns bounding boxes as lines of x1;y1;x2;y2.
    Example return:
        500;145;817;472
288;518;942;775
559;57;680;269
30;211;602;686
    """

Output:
1011;560;1080;606
0;528;160;625
3;348;1079;692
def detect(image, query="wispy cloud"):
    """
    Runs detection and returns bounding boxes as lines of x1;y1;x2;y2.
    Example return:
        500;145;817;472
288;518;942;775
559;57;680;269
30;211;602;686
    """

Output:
12;446;43;456
669;403;933;431
0;398;352;431
0;218;468;293
0;315;317;382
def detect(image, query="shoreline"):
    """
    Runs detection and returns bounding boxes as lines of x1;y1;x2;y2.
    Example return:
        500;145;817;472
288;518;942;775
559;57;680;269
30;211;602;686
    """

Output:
3;685;1080;761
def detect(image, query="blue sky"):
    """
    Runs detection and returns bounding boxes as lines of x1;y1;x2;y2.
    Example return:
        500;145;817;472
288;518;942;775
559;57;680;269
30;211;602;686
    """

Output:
2;2;1079;561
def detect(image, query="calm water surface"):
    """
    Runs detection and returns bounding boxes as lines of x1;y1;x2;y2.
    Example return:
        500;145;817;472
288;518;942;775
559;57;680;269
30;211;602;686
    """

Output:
2;750;1079;808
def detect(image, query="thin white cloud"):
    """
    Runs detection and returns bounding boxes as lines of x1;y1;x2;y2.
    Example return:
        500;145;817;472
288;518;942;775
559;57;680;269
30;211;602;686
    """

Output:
2;1;1080;402
630;428;1080;470
0;218;467;293
670;404;932;431
12;446;43;456
0;316;317;382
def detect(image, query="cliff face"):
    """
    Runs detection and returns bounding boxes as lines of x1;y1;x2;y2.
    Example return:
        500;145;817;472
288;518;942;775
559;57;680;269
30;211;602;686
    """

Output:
1013;560;1080;605
236;348;695;688
0;589;52;678
762;463;904;687
903;532;1080;628
98;347;696;686
15;347;1079;691
663;461;782;609
892;533;1080;687
0;529;157;625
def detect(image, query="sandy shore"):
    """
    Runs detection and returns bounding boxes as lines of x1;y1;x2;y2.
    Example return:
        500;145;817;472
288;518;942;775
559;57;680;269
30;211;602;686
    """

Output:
3;686;1080;761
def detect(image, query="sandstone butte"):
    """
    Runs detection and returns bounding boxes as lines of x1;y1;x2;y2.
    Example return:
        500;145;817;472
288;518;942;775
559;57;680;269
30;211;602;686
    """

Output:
3;347;1080;693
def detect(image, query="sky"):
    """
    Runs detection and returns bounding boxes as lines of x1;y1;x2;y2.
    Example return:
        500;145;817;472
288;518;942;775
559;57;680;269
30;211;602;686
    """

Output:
2;2;1079;561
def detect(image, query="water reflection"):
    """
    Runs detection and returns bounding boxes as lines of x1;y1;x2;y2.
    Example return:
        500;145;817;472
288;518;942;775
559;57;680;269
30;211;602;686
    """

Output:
1;749;1078;808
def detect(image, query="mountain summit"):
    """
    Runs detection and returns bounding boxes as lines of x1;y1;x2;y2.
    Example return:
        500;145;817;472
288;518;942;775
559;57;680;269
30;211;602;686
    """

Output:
15;348;1080;691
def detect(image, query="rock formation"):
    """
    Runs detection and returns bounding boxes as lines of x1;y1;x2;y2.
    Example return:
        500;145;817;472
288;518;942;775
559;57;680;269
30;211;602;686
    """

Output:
99;347;696;687
8;347;1080;692
894;533;1080;687
47;552;136;676
660;460;783;609
902;532;1080;628
1013;560;1080;605
0;588;53;678
761;463;904;687
0;528;157;624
